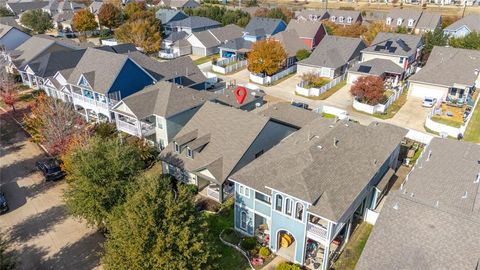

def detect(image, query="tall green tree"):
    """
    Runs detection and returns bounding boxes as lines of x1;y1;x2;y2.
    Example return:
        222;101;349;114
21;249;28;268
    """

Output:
450;31;480;50
102;170;217;270
421;28;448;64
98;3;122;30
63;136;145;229
19;9;53;34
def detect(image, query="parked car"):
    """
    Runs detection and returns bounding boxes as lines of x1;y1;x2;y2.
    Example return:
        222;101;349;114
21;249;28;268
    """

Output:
36;158;66;181
0;192;8;214
291;101;309;110
422;97;437;107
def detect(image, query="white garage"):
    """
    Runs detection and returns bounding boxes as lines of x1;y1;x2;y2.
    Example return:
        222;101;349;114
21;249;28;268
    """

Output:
347;72;363;84
408;82;448;101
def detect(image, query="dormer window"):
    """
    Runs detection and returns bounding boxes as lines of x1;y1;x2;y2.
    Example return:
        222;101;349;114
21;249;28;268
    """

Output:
330;16;336;22
339;16;344;23
186;148;193;158
347;17;352;23
397;18;403;26
174;142;180;153
408;19;414;27
275;194;283;211
386;17;392;25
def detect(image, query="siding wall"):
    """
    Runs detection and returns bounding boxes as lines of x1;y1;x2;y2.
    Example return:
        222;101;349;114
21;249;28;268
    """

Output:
109;59;154;99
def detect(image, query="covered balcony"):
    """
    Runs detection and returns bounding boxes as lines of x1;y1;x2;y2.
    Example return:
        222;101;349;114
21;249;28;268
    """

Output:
306;213;329;244
115;113;155;138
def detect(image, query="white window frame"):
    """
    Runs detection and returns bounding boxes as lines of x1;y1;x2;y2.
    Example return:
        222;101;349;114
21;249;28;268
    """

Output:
407;19;414;27
240;211;247;230
186;148;193;158
275;194;283;212
386;17;392;25
238;184;250;198
330;16;336;22
285;198;293;216
347;17;352;23
339;16;344;23
295;202;304;221
397;18;403;26
174;142;180;153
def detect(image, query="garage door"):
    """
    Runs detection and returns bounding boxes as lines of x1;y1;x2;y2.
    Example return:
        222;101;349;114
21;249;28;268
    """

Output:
409;82;447;100
191;46;206;56
347;72;362;84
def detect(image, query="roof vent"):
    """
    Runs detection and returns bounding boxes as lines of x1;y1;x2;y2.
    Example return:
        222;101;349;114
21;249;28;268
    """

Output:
273;106;278;110
333;137;339;147
410;193;414;198
475;173;480;184
462;191;468;199
329;125;334;128
393;202;399;210
317;145;323;149
373;159;377;165
435;201;439;208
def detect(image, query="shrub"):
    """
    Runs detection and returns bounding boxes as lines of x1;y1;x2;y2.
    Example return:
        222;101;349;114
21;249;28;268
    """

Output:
240;237;257;251
259;247;270;258
295;49;311;61
301;72;330;89
276;262;302;270
185;184;199;194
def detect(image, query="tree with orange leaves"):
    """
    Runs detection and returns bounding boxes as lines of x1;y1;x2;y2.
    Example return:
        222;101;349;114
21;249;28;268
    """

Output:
247;39;287;76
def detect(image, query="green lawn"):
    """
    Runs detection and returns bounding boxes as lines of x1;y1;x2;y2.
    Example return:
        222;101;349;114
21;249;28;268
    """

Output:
464;103;480;143
431;115;463;128
371;89;408;119
296;80;347;100
333;222;373;270
204;200;250;270
194;54;218;65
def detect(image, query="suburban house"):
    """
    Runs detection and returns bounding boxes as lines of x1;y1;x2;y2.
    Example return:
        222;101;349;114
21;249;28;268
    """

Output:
66;48;156;122
159;102;297;202
0;23;30;51
350;32;423;82
5;1;49;17
165;16;221;35
257;102;320;129
297;36;366;79
155;9;188;28
88;0;104;18
159;31;191;58
285;20;327;49
42;0;85;16
126;51;208;90
443;14;480;38
295;10;329;22
229;119;407;270
219;37;253;59
243;17;287;42
186;24;244;57
385;9;441;34
348;58;404;84
327;10;362;25
356;138;480;270
408;46;480;103
213;85;265;111
272;30;310;67
112;81;217;149
159;0;200;10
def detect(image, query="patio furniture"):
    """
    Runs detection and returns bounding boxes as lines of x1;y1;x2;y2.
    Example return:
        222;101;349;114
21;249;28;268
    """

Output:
446;111;453;117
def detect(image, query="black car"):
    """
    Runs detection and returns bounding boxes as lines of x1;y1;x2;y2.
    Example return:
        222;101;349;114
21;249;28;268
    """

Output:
0;192;8;214
291;101;309;110
36;158;66;181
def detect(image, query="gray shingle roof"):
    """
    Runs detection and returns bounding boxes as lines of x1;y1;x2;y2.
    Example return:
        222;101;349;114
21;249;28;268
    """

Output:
416;11;441;31
7;1;49;15
214;86;264;109
356;138;480;270
169;16;221;30
362;32;422;57
159;101;271;184
220;37;253;51
67;47;129;94
385;8;422;28
208;24;244;43
286;19;324;39
349;58;404;76
409;46;480;87
299;35;365;69
327;9;361;24
245;17;285;37
273;30;309;57
126;51;206;86
257;102;319;129
116;81;216;119
155;9;188;24
25;49;85;77
231;120;407;221
162;0;199;9
295;9;329;21
88;1;103;14
164;31;188;43
444;14;480;33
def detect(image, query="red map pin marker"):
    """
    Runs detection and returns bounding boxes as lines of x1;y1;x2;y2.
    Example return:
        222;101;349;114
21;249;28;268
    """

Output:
235;86;247;104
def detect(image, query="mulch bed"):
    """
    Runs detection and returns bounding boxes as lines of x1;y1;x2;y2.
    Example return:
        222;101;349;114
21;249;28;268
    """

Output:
195;196;222;212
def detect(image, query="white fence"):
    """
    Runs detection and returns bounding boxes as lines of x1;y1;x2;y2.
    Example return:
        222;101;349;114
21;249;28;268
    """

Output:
405;129;433;145
313;105;348;120
295;74;346;97
159;51;180;59
211;57;247;74
249;65;297;85
365;209;380;225
353;85;405;115
425;93;480;138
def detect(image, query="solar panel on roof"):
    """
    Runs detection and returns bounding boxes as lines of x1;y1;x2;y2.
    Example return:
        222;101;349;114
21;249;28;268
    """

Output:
396;39;411;52
358;65;372;73
388;47;397;53
385;40;393;48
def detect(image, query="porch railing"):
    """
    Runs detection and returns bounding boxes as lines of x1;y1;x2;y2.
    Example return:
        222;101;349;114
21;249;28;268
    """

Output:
307;222;328;242
207;187;220;201
117;120;140;136
72;92;111;109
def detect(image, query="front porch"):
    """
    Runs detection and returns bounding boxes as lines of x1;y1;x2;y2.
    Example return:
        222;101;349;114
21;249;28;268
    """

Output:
197;177;234;203
114;113;156;138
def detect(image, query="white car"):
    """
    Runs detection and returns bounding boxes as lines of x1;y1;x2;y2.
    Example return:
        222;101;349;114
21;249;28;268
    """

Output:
422;97;437;108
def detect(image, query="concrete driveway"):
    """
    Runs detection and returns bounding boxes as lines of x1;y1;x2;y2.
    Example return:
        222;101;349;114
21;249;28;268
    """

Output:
388;96;431;132
0;114;103;270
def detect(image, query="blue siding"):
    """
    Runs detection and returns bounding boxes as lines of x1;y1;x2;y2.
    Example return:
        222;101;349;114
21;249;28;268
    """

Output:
255;199;271;217
235;204;254;235
235;183;254;209
108;59;154;99
271;21;287;36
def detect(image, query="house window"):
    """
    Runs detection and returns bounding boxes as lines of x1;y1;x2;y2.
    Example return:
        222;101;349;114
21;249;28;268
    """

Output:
386;17;392;25
239;185;250;197
330;16;336;22
397;18;403;26
285;198;292;216
339;16;344;23
295;202;304;221
255;192;271;204
186;148;193;158
240;211;247;230
347;17;352;23
174;142;180;153
408;19;414;27
275;194;283;211
399;57;404;64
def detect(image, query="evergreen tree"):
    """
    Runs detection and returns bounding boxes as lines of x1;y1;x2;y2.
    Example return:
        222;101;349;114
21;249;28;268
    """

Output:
421;28;448;64
19;9;53;34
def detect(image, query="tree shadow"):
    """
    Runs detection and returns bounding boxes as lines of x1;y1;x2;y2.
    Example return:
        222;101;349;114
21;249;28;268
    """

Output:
9;243;49;270
0;143;25;158
7;205;68;243
0;113;29;147
0;154;44;184
1;181;27;212
42;232;104;270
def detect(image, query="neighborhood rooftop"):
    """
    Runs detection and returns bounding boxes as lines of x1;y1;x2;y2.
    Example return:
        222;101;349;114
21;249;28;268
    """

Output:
168;16;221;29
26;49;86;78
273;30;309;57
350;58;404;76
286;19;324;38
6;1;49;14
363;32;422;57
231;119;407;221
409;46;480;87
444;14;480;33
257;103;320;129
356;138;480;270
192;24;244;48
245;17;285;36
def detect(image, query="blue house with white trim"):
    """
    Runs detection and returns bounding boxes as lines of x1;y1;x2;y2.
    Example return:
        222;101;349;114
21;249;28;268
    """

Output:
230;119;407;269
243;17;287;42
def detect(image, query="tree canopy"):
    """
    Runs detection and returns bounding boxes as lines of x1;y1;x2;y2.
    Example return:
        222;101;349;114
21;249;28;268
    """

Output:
63;136;145;229
98;3;122;30
102;169;217;270
0;7;14;17
295;49;311;61
123;2;146;20
421;28;448;64
254;6;293;23
450;31;480;50
72;9;98;39
115;10;161;53
322;20;367;38
247;39;287;76
184;5;250;27
350;76;385;106
19;9;53;34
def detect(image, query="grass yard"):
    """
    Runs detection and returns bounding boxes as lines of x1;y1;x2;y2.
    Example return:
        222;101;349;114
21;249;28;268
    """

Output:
431;115;463;128
296;80;347;100
194;54;218;65
267;72;296;86
464;103;480;143
372;89;408;119
333;222;373;270
204;200;250;270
